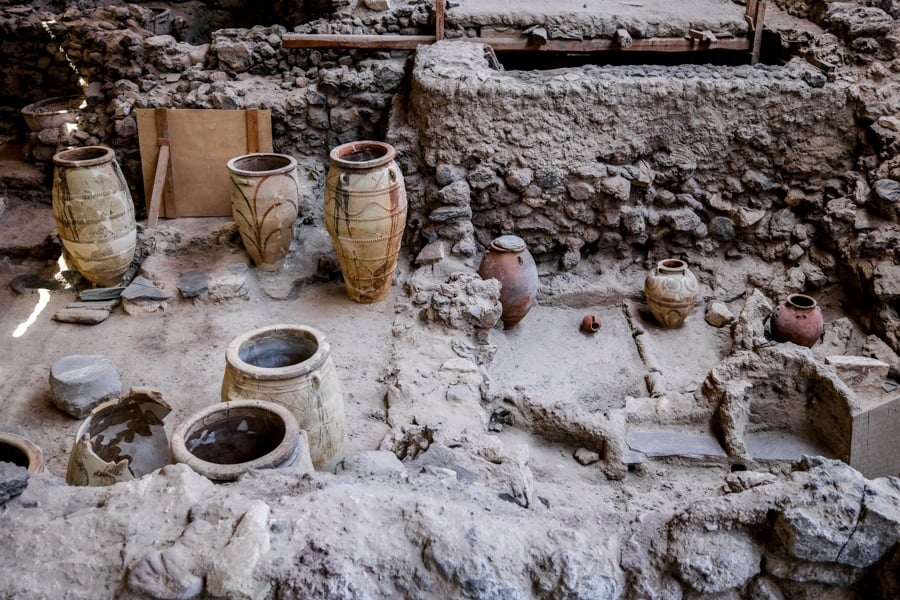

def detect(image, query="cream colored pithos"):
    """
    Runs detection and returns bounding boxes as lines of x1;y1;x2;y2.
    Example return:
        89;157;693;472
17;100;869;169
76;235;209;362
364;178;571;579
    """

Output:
52;146;136;287
226;153;299;271
221;324;346;470
324;141;407;303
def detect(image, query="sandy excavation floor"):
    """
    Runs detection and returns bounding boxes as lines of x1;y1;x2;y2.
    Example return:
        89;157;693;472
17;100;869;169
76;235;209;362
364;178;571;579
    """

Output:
0;185;846;502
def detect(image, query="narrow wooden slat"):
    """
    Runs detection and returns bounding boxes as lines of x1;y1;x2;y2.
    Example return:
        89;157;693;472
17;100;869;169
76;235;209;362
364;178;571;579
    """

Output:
435;0;445;41
146;144;169;228
283;34;436;50
154;108;177;218
282;33;750;53
750;0;767;65
246;108;259;153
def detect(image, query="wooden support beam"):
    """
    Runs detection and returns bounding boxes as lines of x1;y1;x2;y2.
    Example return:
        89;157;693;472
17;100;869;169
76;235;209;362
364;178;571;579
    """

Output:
750;0;767;65
435;0;445;42
282;33;751;53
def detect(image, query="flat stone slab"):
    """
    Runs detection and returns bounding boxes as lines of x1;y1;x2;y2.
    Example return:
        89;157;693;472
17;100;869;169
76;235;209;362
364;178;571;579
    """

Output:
627;430;727;458
746;432;834;461
53;308;111;325
49;354;122;418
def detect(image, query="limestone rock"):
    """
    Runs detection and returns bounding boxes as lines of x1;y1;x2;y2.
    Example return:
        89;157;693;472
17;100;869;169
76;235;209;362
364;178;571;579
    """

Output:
416;241;448;265
673;530;762;594
435;164;467;187
336;451;407;478
127;544;203;600
573;447;601;465
437;179;472;206
825;355;889;397
206;500;272;599
705;301;735;327
0;462;28;505
364;0;391;10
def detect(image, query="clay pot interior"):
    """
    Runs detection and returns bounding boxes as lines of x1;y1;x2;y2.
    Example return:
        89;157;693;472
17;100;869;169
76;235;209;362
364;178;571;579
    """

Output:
659;258;686;272
342;146;387;162
183;407;287;465
82;391;171;478
786;293;816;309
54;146;110;164
237;332;317;369
20;95;84;132
229;154;293;173
0;433;42;473
0;442;29;467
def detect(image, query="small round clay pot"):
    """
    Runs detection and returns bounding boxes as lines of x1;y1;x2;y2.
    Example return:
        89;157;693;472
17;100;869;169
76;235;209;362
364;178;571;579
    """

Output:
0;428;44;473
172;399;308;482
581;315;601;334
770;293;825;348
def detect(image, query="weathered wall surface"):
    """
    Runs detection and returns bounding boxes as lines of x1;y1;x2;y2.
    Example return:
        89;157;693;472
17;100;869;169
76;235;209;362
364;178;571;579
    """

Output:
395;41;857;271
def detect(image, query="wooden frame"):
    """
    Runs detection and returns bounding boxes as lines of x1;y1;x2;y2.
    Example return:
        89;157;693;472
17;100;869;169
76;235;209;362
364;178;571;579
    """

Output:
283;1;767;63
136;108;272;222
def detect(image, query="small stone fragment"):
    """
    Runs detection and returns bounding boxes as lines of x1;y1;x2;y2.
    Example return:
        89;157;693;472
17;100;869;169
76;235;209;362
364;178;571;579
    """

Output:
574;448;601;465
49;354;122;418
705;302;735;328
364;0;391;10
415;241;447;265
336;450;407;478
177;270;210;298
0;462;28;505
122;276;171;301
52;308;111;325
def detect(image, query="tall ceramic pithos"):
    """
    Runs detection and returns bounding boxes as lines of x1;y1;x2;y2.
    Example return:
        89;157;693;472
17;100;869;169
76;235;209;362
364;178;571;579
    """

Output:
52;146;136;287
221;324;346;471
771;293;824;348
226;153;299;271
644;258;699;329
477;235;540;329
324;141;407;303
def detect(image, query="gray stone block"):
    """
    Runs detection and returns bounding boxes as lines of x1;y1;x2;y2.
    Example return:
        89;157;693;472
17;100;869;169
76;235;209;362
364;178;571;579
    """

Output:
0;462;28;505
49;355;122;418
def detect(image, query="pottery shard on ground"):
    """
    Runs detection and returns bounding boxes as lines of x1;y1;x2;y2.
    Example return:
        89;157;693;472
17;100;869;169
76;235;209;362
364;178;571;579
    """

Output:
49;354;122;418
177;270;211;298
0;462;28;505
705;301;735;327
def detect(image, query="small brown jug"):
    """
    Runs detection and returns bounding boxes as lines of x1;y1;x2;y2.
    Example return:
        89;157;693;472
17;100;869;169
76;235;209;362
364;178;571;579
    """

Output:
477;235;539;329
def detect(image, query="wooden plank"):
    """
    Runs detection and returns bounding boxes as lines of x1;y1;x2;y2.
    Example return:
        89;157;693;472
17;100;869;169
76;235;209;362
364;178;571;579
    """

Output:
155;108;177;218
282;32;750;53
146;144;169;228
137;109;273;218
750;0;767;65
282;33;435;50
435;0;445;41
246;108;259;153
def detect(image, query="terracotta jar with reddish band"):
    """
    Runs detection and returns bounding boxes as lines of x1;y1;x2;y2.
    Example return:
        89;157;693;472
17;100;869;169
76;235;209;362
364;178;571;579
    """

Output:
478;235;539;329
771;293;824;348
323;141;407;303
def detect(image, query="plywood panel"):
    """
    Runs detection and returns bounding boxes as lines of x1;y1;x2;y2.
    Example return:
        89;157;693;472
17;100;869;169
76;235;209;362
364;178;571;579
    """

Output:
137;108;272;218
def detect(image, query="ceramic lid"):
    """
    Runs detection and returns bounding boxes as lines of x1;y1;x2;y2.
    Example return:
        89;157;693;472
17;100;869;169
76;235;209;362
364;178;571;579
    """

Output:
491;235;526;252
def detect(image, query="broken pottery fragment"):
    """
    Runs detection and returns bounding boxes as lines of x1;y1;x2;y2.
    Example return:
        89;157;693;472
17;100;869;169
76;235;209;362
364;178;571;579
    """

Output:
66;387;172;486
171;399;310;482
